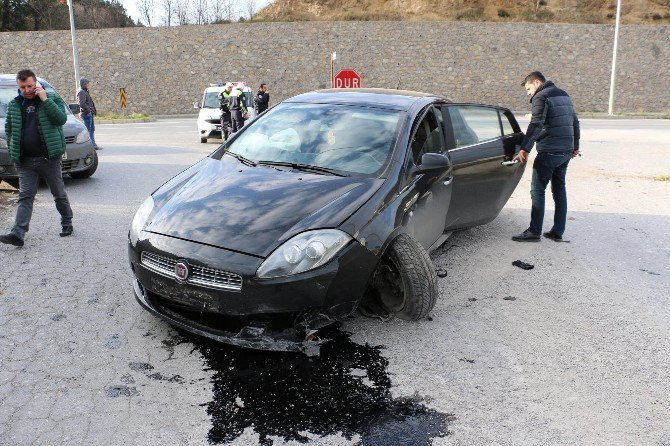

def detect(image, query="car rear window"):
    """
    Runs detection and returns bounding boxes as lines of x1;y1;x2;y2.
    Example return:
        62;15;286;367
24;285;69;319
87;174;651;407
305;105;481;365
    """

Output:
224;103;403;176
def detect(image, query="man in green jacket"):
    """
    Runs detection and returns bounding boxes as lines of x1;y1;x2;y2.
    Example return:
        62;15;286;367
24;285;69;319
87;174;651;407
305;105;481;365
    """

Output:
0;69;73;247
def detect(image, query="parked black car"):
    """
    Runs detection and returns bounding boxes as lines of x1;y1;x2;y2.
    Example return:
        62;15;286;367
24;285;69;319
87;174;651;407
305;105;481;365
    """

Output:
128;89;525;353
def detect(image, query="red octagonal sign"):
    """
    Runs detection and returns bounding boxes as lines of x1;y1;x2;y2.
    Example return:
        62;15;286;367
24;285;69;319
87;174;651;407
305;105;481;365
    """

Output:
333;69;361;88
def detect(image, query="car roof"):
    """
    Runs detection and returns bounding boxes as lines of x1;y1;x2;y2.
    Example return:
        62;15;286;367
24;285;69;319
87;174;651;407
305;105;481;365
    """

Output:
285;88;450;111
0;74;52;88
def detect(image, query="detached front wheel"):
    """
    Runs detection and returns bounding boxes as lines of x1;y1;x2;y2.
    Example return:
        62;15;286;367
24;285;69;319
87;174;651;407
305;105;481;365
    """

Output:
374;234;438;320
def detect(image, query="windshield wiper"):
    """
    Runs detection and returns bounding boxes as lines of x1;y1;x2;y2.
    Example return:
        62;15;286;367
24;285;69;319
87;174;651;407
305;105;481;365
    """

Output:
226;151;257;167
257;161;349;177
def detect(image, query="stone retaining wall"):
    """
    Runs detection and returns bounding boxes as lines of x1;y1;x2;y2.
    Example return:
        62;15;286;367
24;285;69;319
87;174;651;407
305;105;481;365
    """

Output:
1;22;667;114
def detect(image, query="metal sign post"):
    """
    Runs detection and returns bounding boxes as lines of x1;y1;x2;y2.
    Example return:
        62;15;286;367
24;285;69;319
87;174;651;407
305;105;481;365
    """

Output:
331;51;336;88
608;0;622;115
66;0;81;101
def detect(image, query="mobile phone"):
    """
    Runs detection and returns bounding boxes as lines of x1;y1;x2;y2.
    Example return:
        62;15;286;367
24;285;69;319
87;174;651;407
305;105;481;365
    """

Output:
501;160;519;166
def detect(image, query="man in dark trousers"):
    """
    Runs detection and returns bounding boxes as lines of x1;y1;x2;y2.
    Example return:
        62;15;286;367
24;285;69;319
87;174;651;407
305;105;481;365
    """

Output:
254;83;270;114
219;82;233;140
512;71;580;242
228;83;248;135
0;69;74;247
77;77;100;150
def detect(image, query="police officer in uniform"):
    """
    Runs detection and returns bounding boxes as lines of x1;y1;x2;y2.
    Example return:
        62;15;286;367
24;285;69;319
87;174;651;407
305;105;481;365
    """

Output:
254;83;270;115
228;83;248;135
219;82;233;140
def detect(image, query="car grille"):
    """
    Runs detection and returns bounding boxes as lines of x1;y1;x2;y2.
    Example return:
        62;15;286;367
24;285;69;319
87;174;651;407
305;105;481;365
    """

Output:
207;118;221;124
65;136;76;144
141;251;243;291
61;159;78;171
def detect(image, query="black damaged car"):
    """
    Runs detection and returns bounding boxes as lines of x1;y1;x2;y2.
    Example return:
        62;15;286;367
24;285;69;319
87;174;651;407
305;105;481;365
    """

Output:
128;89;525;354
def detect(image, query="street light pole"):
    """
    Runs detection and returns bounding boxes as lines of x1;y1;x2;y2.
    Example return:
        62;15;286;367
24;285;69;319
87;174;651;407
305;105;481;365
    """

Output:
608;0;622;115
66;0;81;100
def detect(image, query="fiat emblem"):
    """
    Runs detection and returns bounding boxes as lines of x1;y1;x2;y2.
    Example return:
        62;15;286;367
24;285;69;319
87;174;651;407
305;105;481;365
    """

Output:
174;262;189;281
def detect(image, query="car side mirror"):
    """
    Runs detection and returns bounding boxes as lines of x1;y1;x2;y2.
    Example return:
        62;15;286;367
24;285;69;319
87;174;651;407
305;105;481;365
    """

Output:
415;153;451;175
69;103;81;114
193;102;201;109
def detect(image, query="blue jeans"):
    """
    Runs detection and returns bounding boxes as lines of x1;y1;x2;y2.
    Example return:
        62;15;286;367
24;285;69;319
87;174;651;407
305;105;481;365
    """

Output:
11;157;73;240
81;113;97;148
529;151;572;236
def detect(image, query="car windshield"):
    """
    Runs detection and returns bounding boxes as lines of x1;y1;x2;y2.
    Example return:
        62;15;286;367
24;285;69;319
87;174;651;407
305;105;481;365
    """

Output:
203;91;221;108
0;83;72;118
223;103;402;176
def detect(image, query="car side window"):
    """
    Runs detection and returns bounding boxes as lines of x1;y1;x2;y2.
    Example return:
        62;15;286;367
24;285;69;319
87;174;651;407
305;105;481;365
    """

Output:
500;110;515;135
410;107;444;164
448;105;502;148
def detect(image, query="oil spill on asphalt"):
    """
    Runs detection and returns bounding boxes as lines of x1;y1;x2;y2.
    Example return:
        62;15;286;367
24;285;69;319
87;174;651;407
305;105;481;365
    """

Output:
185;325;453;445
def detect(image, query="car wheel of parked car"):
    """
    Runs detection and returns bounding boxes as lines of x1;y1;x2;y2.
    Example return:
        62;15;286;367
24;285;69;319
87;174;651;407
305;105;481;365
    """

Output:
200;137;207;143
372;234;438;321
68;151;98;179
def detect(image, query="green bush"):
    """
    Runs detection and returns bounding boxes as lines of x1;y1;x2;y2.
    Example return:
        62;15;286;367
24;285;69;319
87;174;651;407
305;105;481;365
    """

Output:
456;7;484;21
498;9;510;18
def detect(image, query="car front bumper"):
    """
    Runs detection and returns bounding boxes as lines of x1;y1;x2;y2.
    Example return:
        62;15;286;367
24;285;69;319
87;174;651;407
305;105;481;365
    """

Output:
0;141;95;180
128;231;378;353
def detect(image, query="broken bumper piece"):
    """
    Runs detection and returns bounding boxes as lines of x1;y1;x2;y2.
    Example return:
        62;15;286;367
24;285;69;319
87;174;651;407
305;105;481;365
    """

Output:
133;278;334;356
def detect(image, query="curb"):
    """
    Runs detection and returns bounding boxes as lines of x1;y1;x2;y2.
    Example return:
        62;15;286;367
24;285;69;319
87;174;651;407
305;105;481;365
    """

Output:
96;117;157;124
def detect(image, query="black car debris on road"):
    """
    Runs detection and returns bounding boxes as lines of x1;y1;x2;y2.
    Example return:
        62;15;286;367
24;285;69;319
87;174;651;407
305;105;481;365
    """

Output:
128;88;525;354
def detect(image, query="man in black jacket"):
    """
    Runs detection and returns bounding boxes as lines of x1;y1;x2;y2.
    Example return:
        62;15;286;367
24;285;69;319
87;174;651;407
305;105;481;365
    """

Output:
512;71;580;242
254;83;270;114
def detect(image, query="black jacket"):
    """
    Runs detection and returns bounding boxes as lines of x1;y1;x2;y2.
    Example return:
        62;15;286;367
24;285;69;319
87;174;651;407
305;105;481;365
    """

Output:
521;81;580;152
254;91;269;113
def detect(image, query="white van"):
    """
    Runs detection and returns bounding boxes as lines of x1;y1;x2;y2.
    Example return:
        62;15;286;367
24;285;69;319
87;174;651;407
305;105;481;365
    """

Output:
195;83;255;143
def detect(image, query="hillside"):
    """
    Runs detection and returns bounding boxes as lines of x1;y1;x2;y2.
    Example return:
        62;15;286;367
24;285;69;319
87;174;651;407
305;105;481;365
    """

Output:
255;0;670;24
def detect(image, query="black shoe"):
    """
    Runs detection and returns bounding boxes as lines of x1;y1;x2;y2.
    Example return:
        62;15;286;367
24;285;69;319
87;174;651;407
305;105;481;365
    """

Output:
0;233;24;247
512;229;541;242
543;231;563;242
94;146;102;150
60;226;73;237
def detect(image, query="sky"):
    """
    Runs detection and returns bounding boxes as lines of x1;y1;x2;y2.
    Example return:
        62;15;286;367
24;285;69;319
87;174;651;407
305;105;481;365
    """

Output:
119;0;272;25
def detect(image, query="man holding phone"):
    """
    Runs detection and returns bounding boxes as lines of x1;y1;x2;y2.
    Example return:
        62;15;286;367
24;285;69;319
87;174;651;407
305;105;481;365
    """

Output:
0;69;73;247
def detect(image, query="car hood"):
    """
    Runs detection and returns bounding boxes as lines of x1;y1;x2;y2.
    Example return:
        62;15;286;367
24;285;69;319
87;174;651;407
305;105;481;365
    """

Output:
147;156;383;257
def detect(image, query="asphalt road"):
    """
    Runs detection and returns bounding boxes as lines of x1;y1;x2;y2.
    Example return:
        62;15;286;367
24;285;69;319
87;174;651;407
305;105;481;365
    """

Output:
1;117;668;446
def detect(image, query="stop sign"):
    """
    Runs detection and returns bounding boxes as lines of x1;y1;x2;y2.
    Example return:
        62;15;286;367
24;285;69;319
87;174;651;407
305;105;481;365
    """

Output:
333;69;361;88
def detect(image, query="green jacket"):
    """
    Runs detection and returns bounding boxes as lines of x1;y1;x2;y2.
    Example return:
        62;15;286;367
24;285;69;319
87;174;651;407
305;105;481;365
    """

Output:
4;91;68;163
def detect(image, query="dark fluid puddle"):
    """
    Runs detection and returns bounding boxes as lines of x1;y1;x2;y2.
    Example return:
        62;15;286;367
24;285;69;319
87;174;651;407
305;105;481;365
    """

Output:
182;325;453;445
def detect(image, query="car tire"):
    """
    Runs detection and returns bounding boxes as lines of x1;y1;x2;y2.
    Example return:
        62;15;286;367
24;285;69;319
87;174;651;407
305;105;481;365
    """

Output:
68;151;98;179
200;137;207;143
374;234;437;321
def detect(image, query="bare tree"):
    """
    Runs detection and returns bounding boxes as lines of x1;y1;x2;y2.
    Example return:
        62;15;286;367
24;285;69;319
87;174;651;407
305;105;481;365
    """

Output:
136;0;154;26
244;0;256;20
159;0;175;25
174;0;190;24
192;0;208;24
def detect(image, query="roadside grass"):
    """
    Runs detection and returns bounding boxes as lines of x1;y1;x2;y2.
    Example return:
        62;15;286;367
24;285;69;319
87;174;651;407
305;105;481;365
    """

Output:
97;112;151;120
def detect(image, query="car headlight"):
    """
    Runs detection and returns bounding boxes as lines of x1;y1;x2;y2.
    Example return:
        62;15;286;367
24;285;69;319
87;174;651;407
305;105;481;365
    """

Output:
256;229;352;279
0;137;7;149
75;130;90;144
129;196;154;246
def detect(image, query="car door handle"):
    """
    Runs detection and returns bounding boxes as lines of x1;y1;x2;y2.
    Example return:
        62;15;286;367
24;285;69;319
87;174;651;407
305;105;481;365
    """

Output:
443;176;453;186
501;160;519;167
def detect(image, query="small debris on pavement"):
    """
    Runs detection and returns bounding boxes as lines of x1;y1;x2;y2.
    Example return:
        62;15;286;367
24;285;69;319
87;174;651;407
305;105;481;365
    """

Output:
512;260;534;270
435;268;448;278
460;358;475;364
503;296;517;301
